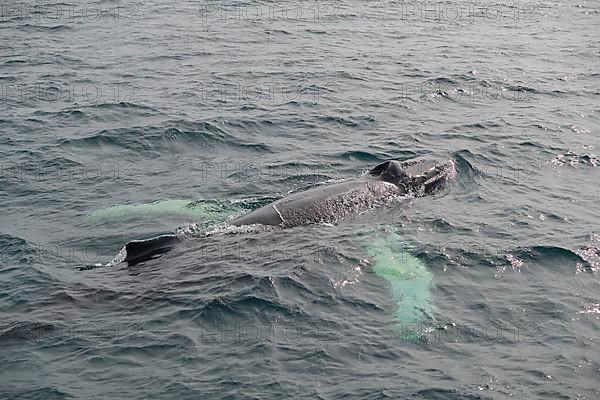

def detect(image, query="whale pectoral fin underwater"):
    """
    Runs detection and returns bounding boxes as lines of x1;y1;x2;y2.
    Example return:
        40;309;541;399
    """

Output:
366;231;438;340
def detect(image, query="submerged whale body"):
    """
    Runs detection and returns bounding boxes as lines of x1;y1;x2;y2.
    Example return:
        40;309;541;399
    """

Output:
119;159;455;266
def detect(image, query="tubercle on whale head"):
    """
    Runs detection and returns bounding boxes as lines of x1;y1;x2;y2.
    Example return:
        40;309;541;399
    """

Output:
420;159;456;195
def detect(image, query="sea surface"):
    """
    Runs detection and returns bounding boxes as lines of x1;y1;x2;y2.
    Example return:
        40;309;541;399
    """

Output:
1;0;599;398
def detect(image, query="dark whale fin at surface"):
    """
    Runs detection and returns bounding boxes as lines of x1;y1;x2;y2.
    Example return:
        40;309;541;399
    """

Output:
369;160;406;183
77;234;184;270
369;161;391;176
124;234;182;265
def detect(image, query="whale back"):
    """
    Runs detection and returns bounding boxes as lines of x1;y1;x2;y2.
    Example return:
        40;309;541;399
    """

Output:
231;159;453;228
230;178;383;227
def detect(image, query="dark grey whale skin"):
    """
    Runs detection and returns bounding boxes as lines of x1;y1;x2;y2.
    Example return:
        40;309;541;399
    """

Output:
121;159;454;266
230;158;454;228
229;178;398;227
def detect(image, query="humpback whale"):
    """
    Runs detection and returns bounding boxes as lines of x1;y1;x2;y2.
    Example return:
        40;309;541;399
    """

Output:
111;158;455;267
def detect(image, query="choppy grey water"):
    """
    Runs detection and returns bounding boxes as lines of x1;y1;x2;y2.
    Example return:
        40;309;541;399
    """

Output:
1;0;599;398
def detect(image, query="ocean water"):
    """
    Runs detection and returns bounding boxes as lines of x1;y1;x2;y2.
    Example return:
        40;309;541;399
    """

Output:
1;0;599;398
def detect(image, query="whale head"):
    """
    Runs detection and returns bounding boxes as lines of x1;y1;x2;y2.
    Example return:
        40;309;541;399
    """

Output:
369;159;455;196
